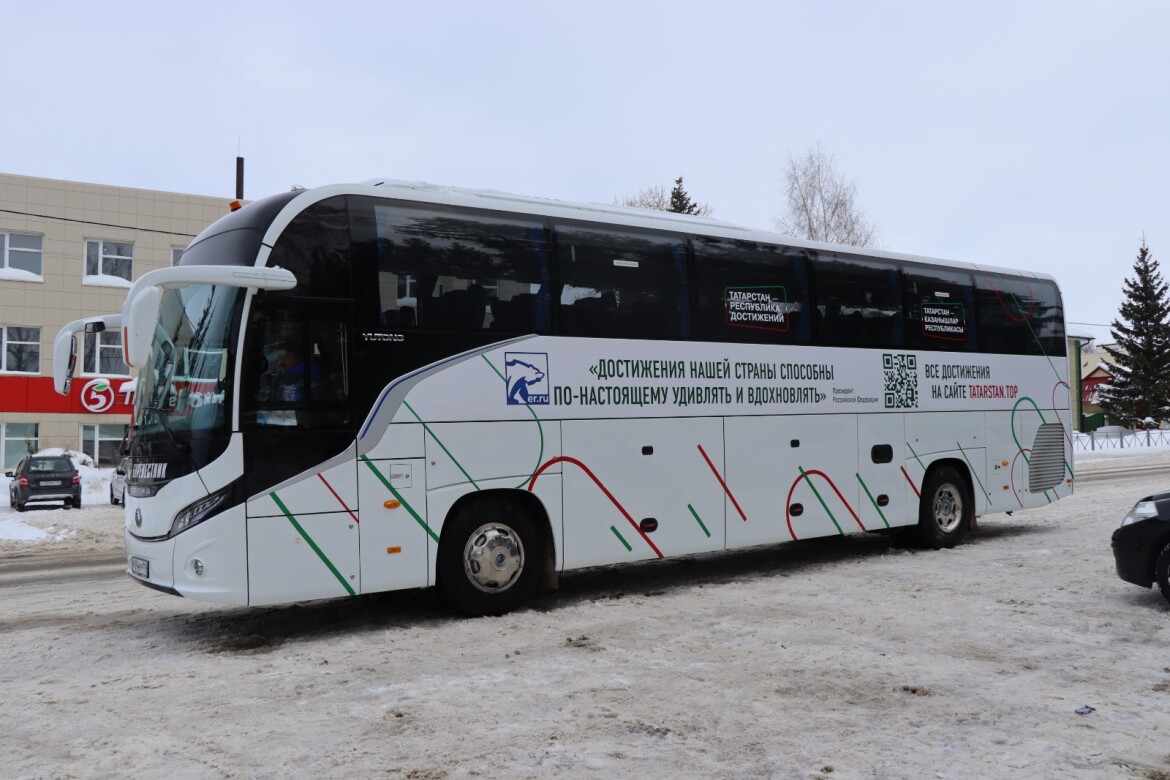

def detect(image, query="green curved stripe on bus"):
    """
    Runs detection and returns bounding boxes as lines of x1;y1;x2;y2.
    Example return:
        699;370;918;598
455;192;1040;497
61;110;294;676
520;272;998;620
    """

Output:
403;401;480;491
269;491;356;596
359;455;439;543
798;466;843;535
855;474;890;528
480;354;545;489
1009;396;1054;502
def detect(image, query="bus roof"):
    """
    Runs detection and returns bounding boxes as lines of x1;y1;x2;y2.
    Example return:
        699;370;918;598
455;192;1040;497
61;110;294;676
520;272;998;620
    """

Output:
266;178;1059;286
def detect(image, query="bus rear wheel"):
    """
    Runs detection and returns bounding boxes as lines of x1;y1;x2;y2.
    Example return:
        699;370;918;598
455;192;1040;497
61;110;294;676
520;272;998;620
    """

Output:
438;497;541;616
913;465;971;550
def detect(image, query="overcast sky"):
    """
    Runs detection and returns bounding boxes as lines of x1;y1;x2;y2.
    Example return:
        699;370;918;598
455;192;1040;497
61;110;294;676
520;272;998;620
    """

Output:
3;1;1166;344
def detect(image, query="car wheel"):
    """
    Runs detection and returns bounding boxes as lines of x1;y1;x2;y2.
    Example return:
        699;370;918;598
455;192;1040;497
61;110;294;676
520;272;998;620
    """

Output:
914;465;972;549
1155;542;1170;605
110;485;118;506
438;497;542;616
16;499;26;512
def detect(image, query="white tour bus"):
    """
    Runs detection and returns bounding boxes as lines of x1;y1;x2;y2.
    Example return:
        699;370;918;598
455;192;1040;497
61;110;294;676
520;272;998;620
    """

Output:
54;180;1072;615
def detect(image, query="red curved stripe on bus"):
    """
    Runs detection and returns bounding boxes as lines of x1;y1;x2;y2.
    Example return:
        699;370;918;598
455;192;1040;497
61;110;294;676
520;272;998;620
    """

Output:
901;466;921;499
318;473;359;524
1009;449;1029;507
784;469;866;540
528;456;664;558
696;444;747;521
1052;380;1073;447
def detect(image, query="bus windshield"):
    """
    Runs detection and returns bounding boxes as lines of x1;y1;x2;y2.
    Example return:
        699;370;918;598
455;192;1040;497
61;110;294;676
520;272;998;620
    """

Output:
134;284;240;445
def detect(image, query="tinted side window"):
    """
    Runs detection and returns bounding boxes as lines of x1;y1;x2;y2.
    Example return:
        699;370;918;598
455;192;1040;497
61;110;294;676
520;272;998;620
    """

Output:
813;254;903;348
554;224;688;339
372;204;550;334
267;196;352;298
975;272;1065;356
903;265;977;352
692;237;810;344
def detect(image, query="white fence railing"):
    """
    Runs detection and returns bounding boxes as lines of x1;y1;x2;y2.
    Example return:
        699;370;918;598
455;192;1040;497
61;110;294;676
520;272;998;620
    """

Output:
1074;429;1170;452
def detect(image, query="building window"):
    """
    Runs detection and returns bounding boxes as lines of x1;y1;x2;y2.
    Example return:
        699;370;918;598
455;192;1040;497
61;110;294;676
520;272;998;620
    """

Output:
171;247;185;266
1;422;38;469
80;423;128;467
85;240;133;281
83;330;130;376
0;326;40;373
1;233;44;278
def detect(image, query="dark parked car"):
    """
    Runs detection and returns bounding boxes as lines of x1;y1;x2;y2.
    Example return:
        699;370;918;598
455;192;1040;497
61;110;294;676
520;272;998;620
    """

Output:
6;456;82;511
1112;489;1170;605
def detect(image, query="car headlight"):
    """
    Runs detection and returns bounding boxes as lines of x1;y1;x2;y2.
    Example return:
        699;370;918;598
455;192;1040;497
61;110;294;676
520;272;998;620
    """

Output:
1122;500;1158;526
170;489;228;537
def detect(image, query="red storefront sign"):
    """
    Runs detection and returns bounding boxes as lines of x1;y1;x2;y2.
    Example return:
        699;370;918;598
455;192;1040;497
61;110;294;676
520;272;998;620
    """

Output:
0;375;135;415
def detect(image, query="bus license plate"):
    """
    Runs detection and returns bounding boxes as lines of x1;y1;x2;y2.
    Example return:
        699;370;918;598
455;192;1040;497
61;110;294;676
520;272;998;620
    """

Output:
130;556;150;579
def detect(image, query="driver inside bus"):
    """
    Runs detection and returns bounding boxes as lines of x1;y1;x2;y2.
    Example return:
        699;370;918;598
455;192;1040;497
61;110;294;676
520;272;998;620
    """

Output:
275;342;318;403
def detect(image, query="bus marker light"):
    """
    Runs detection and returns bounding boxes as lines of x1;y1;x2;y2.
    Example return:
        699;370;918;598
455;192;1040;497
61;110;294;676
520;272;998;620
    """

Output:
384;499;401;509
876;495;889;507
790;504;804;516
639;518;658;533
387;546;402;554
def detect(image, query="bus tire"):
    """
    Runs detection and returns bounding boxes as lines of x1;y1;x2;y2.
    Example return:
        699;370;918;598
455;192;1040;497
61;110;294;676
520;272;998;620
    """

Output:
915;465;971;550
438;497;541;616
1155;542;1170;606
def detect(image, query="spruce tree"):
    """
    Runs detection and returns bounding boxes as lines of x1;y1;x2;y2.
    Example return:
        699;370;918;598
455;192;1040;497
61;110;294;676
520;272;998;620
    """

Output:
1099;240;1170;426
668;176;708;215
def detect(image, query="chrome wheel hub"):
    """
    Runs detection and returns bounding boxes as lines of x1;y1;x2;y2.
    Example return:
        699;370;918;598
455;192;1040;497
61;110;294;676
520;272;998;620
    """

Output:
463;522;524;593
933;483;963;533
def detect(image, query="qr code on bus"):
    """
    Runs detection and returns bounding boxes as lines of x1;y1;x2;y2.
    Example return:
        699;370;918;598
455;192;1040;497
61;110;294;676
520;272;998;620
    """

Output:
883;353;918;409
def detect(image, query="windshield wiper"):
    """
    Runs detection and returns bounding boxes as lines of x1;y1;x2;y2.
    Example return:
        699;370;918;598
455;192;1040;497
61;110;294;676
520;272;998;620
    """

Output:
144;407;189;452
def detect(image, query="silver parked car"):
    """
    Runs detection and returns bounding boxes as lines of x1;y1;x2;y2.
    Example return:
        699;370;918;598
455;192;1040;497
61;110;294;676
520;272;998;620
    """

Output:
110;458;128;505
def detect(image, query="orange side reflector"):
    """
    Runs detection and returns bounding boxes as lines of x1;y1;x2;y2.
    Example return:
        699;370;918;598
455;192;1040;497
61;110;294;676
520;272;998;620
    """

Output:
384;499;401;509
387;546;402;555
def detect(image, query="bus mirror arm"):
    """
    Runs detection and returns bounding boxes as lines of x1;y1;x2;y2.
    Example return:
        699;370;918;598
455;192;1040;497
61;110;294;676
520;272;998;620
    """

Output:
52;314;122;396
120;265;297;369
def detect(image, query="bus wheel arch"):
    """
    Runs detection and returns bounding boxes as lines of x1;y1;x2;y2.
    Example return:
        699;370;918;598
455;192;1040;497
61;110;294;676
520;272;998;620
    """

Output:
913;460;973;550
437;490;554;615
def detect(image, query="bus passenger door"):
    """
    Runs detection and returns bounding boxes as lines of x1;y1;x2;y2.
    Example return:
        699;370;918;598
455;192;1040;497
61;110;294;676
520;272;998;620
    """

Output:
857;415;909;532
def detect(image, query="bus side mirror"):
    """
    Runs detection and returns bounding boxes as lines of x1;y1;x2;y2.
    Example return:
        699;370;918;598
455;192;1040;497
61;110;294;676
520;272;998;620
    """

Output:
125;286;163;368
52;328;79;395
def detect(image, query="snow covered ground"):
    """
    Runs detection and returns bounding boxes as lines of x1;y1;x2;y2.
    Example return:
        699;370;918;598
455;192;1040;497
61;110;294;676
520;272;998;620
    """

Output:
1;448;1168;778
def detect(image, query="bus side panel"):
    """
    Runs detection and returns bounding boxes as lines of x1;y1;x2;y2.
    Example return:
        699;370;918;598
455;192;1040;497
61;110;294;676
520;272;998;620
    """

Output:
725;414;859;545
560;417;725;570
422;421;561;492
905;412;988;515
247;502;360;605
856;414;911;531
359;457;430;594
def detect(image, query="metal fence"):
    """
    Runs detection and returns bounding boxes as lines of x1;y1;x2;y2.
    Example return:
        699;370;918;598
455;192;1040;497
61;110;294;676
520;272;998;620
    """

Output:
1074;428;1170;452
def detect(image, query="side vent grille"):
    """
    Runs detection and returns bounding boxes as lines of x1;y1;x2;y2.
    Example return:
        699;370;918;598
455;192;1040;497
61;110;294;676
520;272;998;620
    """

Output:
1029;423;1067;492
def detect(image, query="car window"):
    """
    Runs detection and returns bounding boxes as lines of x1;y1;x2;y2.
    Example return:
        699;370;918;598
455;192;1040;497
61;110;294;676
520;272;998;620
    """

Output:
30;458;72;472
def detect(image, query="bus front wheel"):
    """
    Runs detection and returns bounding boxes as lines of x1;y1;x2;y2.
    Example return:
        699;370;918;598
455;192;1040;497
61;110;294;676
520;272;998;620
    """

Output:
914;466;971;550
438;497;542;616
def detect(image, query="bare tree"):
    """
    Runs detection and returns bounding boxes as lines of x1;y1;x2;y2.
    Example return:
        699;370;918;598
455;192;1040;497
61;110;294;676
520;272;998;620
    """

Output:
776;143;877;247
617;176;713;216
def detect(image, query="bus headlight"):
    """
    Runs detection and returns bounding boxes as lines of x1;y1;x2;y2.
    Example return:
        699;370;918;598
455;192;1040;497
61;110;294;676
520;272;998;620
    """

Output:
170;489;229;537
